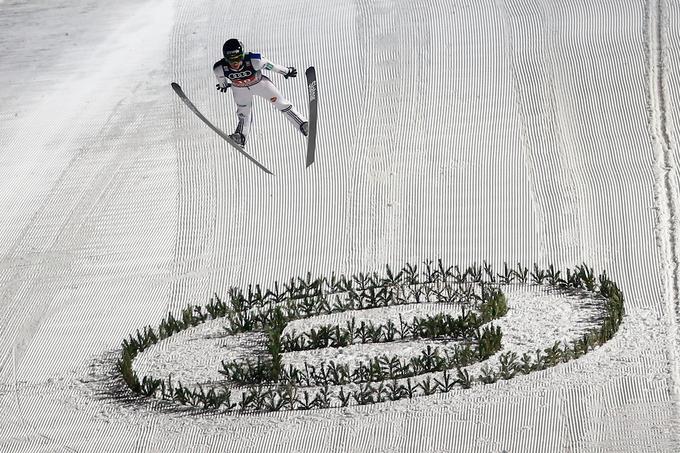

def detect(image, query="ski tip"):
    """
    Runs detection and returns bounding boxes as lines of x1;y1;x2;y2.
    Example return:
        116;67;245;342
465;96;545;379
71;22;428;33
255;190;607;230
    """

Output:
171;82;183;93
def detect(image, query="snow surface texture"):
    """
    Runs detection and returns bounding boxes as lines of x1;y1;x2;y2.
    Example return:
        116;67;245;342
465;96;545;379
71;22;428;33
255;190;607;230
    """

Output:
0;0;679;451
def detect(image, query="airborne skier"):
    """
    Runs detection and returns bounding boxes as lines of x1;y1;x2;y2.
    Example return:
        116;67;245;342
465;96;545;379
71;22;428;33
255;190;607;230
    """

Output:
213;38;308;147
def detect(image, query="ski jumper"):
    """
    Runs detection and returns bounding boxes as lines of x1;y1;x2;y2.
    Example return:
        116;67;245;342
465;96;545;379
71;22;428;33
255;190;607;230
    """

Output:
213;53;306;138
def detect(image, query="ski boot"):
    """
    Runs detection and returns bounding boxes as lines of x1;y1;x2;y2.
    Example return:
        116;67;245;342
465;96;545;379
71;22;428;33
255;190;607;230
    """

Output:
300;122;309;137
229;131;246;147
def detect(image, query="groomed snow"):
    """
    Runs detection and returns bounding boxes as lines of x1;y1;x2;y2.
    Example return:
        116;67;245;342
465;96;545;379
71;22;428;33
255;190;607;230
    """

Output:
1;0;680;451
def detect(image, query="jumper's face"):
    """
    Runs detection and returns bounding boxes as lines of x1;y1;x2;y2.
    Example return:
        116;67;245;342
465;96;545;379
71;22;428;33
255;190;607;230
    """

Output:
226;51;244;70
227;58;243;70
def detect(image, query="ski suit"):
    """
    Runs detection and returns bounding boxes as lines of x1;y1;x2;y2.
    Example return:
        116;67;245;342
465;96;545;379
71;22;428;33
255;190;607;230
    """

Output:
213;53;306;138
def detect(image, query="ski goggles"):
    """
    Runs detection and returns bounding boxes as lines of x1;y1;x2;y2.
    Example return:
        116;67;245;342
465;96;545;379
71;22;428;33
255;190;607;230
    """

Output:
225;51;244;62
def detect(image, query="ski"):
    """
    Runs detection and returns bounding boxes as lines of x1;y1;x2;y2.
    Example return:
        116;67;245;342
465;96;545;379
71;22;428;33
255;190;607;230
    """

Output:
305;66;318;168
170;82;274;175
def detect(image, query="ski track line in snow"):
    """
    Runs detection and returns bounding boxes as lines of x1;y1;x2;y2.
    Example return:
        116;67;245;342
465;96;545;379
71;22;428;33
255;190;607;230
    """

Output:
646;0;680;432
438;0;536;269
499;0;583;269
354;0;398;270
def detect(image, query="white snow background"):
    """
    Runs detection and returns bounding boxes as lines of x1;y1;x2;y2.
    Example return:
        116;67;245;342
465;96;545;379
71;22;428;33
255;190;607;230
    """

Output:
1;0;679;452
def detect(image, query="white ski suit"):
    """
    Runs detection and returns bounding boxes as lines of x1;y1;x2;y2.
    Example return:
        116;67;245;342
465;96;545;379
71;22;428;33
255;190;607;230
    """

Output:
213;53;307;138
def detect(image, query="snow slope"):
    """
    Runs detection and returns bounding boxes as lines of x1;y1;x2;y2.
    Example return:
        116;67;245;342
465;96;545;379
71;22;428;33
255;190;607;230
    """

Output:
0;0;679;451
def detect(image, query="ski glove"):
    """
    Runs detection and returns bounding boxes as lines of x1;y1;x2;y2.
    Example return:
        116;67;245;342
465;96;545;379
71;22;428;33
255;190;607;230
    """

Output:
284;67;297;79
216;81;231;92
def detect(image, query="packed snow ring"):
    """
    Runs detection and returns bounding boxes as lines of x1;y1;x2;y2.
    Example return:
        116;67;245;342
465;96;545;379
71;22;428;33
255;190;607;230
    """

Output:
119;262;624;413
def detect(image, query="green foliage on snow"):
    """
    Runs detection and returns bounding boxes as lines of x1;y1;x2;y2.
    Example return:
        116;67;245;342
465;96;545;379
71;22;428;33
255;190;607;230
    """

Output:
116;261;625;413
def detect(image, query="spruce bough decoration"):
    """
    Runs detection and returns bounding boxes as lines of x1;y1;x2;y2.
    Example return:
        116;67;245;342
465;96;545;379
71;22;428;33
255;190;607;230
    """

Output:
116;261;624;413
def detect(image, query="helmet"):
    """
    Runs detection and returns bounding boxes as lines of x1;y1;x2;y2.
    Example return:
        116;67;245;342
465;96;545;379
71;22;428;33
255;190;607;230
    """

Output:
223;39;244;62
